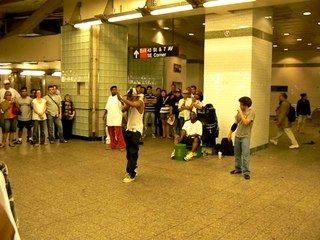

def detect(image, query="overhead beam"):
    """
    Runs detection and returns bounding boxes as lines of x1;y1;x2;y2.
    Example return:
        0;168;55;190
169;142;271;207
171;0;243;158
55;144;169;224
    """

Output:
5;0;62;37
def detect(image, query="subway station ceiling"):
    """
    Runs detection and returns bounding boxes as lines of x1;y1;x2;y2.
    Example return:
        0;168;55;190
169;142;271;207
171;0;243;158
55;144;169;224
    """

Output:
0;0;319;52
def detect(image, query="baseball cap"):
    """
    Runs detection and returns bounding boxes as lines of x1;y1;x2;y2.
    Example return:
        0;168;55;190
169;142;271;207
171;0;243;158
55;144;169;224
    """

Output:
4;80;10;84
125;87;139;96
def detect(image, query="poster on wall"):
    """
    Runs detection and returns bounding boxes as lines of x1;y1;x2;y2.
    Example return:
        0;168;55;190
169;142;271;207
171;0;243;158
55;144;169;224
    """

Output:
173;64;181;73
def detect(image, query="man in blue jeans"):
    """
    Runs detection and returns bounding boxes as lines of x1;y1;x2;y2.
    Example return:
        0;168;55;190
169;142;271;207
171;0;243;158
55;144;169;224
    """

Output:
117;88;144;183
228;97;255;180
44;85;67;144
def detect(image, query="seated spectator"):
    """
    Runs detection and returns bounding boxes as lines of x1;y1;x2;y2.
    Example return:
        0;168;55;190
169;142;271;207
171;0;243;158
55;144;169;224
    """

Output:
171;111;203;161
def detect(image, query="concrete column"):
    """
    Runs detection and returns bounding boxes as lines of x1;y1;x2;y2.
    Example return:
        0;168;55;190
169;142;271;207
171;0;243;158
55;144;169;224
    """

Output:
203;8;273;150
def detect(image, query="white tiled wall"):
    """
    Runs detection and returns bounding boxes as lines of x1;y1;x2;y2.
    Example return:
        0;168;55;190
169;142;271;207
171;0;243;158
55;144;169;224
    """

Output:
61;23;128;138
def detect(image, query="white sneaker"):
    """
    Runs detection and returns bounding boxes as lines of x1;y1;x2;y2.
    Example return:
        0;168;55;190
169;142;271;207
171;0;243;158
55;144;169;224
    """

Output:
171;149;175;159
184;152;196;161
269;139;278;145
123;175;135;183
289;144;299;149
152;134;156;139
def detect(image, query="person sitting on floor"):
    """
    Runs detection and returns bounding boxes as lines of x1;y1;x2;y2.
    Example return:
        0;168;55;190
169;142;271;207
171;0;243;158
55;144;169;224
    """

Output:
171;111;202;161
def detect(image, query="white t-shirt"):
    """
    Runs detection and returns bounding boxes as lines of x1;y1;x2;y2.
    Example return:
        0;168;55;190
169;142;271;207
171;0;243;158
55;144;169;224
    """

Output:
105;95;123;126
182;120;203;136
32;98;47;120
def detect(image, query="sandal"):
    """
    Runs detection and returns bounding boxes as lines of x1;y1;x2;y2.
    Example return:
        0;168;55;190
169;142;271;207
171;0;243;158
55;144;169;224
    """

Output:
0;144;5;148
9;144;15;147
230;169;242;174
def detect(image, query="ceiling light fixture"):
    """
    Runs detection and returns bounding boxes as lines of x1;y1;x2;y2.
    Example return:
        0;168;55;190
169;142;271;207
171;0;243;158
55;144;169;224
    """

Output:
163;27;170;30
189;33;194;36
264;16;272;19
307;43;312;46
273;44;278;48
108;12;142;22
284;48;288;51
318;22;320;25
283;33;290;36
74;19;103;29
150;3;193;15
203;0;256;8
317;47;320;50
52;71;61;77
0;69;12;75
297;38;302;41
20;70;45;76
303;11;311;16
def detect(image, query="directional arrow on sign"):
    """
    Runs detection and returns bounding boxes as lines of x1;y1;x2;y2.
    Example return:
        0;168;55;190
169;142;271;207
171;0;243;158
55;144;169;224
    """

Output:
134;50;139;59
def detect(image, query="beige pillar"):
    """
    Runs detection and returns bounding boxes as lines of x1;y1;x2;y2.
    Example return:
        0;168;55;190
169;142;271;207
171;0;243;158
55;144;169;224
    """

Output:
203;8;273;150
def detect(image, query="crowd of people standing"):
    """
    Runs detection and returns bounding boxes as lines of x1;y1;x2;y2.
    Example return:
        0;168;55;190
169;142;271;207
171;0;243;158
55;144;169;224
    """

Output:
0;81;75;147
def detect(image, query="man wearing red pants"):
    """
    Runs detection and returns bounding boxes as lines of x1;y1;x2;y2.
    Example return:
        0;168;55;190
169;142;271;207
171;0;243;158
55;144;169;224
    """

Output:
103;86;126;151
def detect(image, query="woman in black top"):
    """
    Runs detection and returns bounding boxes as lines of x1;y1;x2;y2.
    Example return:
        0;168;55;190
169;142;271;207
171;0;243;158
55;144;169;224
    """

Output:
61;94;76;140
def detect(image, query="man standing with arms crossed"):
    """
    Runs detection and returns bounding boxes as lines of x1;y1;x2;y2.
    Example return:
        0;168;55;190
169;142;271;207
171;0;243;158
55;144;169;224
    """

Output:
117;88;144;183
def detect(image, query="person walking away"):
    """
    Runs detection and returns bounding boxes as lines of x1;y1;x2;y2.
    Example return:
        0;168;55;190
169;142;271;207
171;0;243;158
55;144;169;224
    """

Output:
296;93;311;134
117;88;144;183
270;93;299;149
61;94;76;141
15;87;33;144
103;86;126;151
32;89;47;146
44;85;67;144
143;85;157;138
228;97;255;180
0;91;19;147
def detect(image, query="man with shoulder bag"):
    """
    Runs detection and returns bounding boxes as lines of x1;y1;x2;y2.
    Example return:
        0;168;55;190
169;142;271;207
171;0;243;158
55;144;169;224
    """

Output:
44;85;67;144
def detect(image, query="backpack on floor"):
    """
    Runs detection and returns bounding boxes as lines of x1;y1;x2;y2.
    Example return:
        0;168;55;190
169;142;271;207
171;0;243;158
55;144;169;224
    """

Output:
220;138;234;156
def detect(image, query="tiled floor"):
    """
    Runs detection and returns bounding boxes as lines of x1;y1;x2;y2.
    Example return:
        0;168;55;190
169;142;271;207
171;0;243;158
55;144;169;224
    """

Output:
1;121;320;239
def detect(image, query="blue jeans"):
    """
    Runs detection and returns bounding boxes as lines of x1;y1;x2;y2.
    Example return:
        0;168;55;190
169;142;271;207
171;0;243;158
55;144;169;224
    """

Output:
234;136;251;175
33;120;46;144
46;114;64;141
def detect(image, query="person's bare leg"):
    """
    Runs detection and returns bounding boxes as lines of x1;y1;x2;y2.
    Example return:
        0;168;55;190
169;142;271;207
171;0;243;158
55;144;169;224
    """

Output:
1;133;8;147
9;133;15;146
162;120;166;138
191;137;199;153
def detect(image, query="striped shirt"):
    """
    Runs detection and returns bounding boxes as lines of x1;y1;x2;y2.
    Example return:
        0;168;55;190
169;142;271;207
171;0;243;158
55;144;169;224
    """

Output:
144;94;157;112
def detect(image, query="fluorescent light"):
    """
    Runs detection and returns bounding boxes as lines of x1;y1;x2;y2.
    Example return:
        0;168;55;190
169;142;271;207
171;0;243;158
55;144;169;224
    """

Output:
317;47;320;50
151;4;192;15
0;69;12;75
284;48;288;51
283;33;290;36
202;23;206;26
52;71;61;77
20;70;45;76
203;0;255;8
273;44;278;48
108;13;142;22
307;43;312;46
303;12;311;16
163;27;170;30
318;22;320;25
74;19;102;29
297;38;302;41
189;33;194;36
18;33;41;37
264;16;272;19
